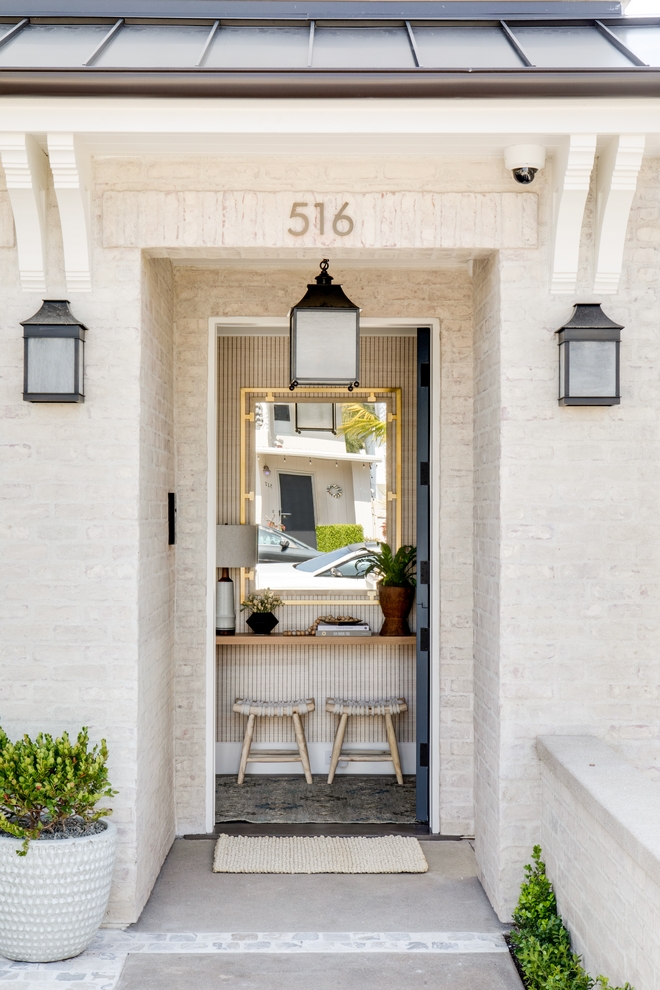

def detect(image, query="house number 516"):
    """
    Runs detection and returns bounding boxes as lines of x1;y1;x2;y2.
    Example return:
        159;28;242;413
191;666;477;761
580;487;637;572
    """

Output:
288;201;354;237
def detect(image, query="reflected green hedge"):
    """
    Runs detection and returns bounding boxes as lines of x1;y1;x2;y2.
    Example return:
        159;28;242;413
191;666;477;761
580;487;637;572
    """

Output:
315;524;365;553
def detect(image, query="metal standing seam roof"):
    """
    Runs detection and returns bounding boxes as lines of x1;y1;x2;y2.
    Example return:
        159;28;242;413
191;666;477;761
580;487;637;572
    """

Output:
0;1;658;96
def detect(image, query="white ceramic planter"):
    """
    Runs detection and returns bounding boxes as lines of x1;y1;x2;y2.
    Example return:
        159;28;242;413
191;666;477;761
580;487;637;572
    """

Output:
0;819;117;963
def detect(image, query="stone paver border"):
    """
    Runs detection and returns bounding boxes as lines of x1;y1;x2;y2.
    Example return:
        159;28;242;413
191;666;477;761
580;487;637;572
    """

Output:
0;930;508;989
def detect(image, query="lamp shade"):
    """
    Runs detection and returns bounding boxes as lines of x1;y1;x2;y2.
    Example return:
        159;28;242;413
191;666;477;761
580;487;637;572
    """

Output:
289;259;360;390
22;299;86;403
556;303;622;406
216;524;258;567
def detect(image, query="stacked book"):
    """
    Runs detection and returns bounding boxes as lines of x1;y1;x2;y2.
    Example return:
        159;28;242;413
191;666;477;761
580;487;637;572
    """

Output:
316;621;372;638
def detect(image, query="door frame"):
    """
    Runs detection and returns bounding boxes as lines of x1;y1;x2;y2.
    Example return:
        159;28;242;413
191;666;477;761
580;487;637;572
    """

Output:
205;316;441;833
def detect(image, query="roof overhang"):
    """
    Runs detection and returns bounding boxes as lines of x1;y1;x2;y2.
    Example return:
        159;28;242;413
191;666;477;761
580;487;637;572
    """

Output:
1;66;659;97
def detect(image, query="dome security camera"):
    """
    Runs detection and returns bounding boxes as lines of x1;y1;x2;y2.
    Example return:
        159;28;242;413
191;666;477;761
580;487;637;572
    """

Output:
504;145;546;185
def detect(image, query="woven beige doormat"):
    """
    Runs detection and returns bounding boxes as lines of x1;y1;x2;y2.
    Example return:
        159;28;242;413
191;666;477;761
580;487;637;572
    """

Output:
212;834;428;874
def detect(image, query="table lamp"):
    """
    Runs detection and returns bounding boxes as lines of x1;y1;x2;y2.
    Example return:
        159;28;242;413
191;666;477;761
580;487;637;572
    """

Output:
216;524;258;635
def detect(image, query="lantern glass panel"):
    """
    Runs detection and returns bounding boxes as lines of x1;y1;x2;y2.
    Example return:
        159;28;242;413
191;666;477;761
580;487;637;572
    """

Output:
292;309;358;383
26;336;75;394
78;339;84;394
569;340;617;397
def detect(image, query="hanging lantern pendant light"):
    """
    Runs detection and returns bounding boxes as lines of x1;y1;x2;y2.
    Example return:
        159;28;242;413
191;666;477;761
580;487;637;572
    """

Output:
289;259;360;392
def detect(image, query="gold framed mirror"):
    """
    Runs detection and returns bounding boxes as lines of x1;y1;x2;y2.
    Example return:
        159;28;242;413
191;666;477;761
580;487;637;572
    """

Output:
239;386;402;606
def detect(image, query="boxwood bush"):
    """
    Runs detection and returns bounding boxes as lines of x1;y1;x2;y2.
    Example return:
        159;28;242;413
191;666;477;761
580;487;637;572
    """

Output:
0;725;116;855
315;524;365;553
509;846;633;990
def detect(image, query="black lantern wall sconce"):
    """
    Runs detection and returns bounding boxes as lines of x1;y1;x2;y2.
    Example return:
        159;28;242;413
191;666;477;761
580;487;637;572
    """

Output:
556;303;622;406
22;300;87;403
289;259;360;391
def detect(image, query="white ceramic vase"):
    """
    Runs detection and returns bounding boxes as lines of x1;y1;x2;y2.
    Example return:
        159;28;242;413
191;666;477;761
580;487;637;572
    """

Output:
0;819;117;962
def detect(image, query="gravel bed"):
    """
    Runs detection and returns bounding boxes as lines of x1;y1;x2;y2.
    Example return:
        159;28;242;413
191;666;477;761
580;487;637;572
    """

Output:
0;818;108;840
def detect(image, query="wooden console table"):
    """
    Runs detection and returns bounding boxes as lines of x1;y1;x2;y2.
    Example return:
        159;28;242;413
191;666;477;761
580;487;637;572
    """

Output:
217;634;416;646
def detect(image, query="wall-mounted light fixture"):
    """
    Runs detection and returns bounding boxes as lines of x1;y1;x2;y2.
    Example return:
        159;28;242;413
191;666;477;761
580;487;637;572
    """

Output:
557;303;622;406
22;300;87;403
289;259;360;392
295;402;337;434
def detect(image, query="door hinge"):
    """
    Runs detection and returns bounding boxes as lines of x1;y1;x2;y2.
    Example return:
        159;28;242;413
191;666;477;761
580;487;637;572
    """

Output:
419;627;429;652
419;560;429;585
419;461;429;486
419;742;429;768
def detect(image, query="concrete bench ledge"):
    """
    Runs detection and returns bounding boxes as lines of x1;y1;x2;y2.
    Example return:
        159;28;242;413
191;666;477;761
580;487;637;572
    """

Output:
537;735;660;888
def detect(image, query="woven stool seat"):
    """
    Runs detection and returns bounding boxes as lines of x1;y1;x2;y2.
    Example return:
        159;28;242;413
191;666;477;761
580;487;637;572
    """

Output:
233;697;315;785
326;695;407;786
233;698;315;717
326;698;407;717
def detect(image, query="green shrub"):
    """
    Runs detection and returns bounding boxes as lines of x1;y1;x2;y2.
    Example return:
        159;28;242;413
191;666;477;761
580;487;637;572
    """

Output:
316;524;365;553
0;725;116;855
509;847;634;990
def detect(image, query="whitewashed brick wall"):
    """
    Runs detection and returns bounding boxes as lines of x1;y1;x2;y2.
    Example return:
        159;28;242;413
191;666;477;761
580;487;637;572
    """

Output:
3;146;659;927
136;256;176;914
473;159;660;920
171;262;475;836
538;736;660;990
472;252;504;903
0;167;177;924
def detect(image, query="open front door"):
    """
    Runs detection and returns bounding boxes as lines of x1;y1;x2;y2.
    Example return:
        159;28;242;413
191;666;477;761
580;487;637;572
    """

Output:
416;327;431;823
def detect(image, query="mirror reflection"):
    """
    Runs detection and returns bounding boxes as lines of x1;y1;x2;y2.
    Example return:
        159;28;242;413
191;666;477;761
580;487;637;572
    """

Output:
254;400;388;591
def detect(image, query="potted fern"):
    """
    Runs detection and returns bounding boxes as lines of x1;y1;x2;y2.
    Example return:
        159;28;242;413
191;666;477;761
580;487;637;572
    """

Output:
362;543;416;636
0;725;117;962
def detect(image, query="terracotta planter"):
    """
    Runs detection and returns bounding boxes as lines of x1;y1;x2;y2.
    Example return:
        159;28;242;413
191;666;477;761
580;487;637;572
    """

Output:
246;611;279;635
378;585;415;636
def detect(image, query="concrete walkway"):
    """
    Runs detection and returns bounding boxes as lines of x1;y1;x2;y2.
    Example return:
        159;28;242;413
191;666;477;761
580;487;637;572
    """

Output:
0;839;523;990
133;838;507;934
116;838;522;990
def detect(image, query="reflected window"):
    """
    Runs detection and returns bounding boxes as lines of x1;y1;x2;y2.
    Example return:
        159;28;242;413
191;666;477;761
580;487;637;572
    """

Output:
320;555;371;579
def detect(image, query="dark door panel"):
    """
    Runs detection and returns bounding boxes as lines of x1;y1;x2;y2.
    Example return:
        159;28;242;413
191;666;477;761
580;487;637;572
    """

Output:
416;327;430;824
279;473;317;549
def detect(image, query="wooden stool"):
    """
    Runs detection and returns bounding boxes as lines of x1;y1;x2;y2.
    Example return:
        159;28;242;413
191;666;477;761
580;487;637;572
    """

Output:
325;697;408;786
233;698;315;785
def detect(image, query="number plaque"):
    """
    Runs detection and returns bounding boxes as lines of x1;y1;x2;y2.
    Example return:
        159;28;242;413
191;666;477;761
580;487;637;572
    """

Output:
288;201;354;237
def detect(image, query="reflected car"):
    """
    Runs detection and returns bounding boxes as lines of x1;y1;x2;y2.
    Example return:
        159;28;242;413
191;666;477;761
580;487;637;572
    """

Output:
254;543;377;591
294;544;374;580
258;526;321;563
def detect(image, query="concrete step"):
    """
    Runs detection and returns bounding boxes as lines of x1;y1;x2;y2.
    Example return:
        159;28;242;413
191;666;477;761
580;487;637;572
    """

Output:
115;951;523;990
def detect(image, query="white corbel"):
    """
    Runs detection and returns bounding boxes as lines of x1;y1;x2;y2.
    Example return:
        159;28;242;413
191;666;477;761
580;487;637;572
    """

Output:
0;132;47;292
551;134;597;294
47;133;92;292
593;135;645;295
